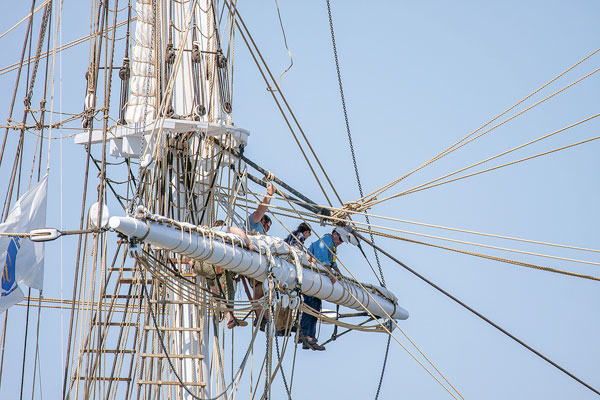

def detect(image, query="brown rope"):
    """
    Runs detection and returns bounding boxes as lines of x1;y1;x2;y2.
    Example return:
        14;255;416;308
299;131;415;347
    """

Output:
366;229;600;282
352;229;600;396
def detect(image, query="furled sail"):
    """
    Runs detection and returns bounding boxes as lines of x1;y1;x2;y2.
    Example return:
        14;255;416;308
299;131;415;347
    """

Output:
125;0;157;124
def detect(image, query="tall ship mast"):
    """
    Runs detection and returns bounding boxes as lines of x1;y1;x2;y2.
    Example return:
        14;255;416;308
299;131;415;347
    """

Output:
2;1;406;398
0;1;598;399
69;0;405;397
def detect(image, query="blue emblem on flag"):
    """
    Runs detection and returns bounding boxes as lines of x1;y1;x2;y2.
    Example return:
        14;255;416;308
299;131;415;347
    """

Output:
2;237;21;297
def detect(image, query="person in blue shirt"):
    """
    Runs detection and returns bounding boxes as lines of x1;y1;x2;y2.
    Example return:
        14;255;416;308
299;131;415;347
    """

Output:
299;227;348;351
245;183;276;329
246;183;275;235
284;222;312;249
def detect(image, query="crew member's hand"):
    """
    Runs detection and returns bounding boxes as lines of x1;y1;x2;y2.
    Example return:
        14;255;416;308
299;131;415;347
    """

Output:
328;268;337;284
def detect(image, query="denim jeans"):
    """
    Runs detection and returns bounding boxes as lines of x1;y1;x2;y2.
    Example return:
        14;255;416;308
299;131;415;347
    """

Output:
300;294;321;338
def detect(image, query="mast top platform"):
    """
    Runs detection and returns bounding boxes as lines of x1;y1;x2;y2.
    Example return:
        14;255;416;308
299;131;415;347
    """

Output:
73;119;249;159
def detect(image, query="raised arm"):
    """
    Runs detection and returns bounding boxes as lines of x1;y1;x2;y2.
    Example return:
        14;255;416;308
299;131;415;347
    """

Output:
252;183;276;223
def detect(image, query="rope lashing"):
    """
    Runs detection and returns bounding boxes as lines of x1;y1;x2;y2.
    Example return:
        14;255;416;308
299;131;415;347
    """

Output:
330;200;371;220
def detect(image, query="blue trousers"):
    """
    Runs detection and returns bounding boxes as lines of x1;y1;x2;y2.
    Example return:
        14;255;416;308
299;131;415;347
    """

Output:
300;295;321;338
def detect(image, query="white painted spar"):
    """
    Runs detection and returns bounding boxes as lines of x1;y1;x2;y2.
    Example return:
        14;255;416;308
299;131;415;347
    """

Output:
109;215;409;320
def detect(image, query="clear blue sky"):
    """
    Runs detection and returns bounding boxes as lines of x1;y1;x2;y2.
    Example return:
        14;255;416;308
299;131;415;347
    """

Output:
1;1;599;399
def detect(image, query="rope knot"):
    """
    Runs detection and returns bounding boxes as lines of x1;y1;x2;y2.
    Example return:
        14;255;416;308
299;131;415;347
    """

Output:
343;201;363;211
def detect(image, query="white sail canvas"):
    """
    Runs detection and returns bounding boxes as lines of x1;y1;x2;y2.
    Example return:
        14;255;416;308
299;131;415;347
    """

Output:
0;175;48;313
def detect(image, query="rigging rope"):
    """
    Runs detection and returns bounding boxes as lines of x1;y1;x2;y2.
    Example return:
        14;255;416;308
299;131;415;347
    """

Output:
137;255;260;400
232;177;600;270
356;47;600;205
358;222;600;269
61;0;111;392
351;229;600;397
263;280;273;400
19;288;33;400
274;334;292;400
229;189;600;283
222;0;344;208
272;0;293;89
392;134;600;200
259;307;297;400
243;187;463;398
371;110;600;205
367;229;600;282
0;18;135;77
0;0;50;40
283;198;600;277
1;0;53;389
220;194;600;272
326;207;600;255
30;294;43;398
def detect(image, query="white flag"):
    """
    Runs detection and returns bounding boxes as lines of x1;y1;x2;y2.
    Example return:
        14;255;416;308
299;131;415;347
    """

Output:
0;175;48;313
